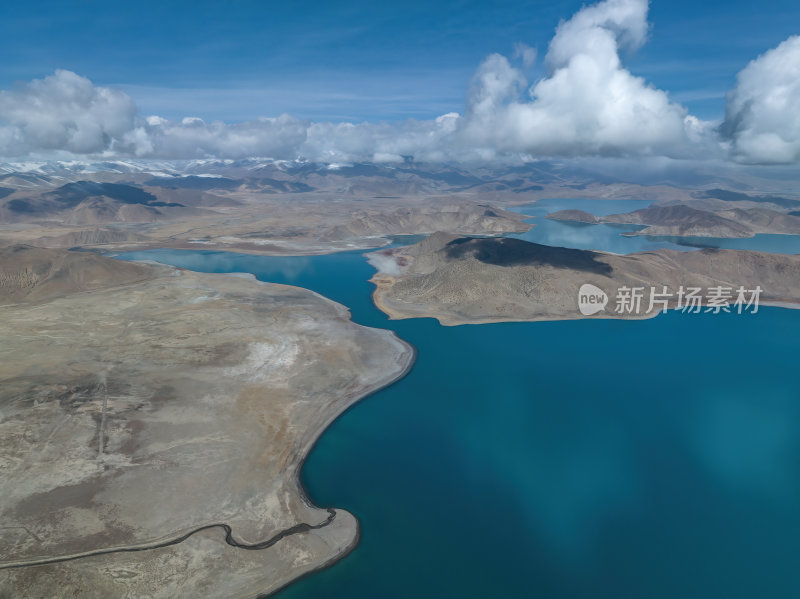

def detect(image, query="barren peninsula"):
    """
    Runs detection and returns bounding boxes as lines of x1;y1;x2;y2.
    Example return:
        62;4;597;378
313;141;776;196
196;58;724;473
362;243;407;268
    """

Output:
0;245;414;598
369;233;800;325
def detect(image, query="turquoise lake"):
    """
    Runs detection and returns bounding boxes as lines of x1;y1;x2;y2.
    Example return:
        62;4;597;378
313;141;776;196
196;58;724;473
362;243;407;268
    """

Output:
116;200;800;598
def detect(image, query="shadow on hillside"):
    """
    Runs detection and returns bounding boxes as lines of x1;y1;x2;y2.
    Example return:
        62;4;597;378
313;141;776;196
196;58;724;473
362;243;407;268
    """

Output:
445;237;613;274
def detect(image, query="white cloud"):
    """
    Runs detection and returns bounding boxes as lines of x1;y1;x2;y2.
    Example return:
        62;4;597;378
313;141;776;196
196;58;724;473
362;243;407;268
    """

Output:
140;114;309;159
0;70;136;155
302;114;461;163
546;0;650;69
0;0;795;165
513;42;537;69
0;72;461;162
456;0;707;159
722;35;800;164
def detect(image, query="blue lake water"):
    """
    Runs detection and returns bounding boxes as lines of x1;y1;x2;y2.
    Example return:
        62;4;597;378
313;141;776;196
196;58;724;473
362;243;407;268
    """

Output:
115;241;800;599
509;198;800;254
116;202;800;597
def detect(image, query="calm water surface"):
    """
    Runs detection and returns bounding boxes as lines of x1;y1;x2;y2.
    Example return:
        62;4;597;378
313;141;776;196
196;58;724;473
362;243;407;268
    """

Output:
116;207;800;598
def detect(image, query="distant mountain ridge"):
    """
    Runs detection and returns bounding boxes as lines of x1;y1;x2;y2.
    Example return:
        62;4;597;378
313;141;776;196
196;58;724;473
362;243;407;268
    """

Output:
0;180;204;224
1;159;799;243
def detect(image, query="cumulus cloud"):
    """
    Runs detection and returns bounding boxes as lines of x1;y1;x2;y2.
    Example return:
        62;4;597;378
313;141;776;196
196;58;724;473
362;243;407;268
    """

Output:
458;0;707;158
0;70;136;155
722;36;800;164
0;0;796;165
0;71;463;162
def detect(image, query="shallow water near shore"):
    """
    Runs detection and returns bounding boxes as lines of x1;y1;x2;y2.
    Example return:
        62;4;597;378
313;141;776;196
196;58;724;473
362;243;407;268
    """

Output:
116;242;800;599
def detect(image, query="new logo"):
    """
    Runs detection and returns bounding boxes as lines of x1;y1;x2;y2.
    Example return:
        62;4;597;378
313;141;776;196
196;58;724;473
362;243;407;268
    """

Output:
578;284;608;315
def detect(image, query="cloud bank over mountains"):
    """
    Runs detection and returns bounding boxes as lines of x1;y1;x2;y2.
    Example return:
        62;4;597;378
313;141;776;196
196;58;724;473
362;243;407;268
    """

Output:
0;0;797;165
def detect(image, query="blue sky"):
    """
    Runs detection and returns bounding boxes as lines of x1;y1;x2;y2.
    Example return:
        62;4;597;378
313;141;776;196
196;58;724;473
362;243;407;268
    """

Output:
2;0;799;123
